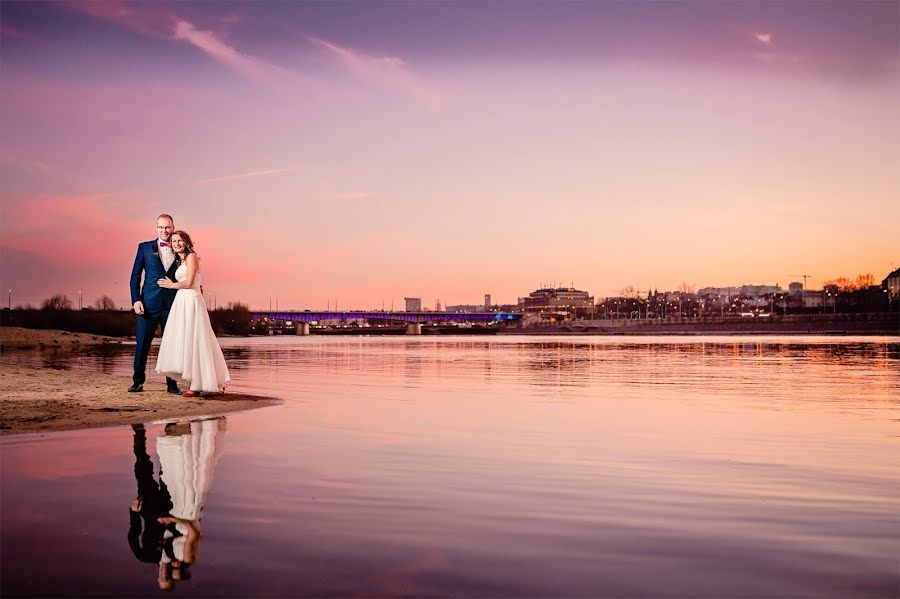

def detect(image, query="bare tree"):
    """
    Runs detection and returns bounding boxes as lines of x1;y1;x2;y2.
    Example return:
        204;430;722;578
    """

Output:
854;273;875;289
824;275;875;292
676;282;696;294
42;294;73;311
621;285;639;299
93;295;117;311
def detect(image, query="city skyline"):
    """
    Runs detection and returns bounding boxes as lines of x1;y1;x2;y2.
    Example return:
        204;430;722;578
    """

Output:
2;2;898;309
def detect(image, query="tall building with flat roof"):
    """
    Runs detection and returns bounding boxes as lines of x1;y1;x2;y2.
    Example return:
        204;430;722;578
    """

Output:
404;297;422;312
522;287;593;315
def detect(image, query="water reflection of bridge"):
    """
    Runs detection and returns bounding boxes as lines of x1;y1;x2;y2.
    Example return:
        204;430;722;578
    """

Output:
251;311;522;335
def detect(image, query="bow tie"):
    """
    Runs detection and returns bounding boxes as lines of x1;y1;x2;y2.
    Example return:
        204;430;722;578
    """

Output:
159;242;170;247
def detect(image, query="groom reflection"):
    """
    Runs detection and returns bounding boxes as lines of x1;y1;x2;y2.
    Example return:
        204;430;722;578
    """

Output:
128;418;227;591
128;424;173;565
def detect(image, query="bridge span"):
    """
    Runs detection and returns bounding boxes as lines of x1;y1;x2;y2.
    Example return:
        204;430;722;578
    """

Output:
250;310;522;335
251;310;522;324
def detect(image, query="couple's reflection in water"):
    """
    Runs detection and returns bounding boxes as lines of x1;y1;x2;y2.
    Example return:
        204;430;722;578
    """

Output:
129;417;226;591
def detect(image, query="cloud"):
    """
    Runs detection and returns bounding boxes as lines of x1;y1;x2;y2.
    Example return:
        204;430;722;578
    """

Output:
0;154;69;177
753;32;774;47
64;3;310;88
307;36;444;109
195;167;296;185
0;193;149;305
2;194;138;260
63;0;174;38
0;193;284;306
172;19;296;85
0;21;32;40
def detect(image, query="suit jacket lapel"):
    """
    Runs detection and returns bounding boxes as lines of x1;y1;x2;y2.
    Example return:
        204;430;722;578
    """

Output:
150;240;165;270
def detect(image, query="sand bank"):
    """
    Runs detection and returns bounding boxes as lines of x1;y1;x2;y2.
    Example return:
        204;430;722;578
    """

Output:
0;364;280;436
1;326;127;350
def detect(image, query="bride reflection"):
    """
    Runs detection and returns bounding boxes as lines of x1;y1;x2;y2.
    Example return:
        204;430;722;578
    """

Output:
128;417;226;591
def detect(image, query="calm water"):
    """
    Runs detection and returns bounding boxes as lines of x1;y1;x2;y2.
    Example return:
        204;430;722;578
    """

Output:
1;336;898;598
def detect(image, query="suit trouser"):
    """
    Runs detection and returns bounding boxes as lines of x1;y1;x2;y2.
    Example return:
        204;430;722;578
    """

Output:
133;307;177;387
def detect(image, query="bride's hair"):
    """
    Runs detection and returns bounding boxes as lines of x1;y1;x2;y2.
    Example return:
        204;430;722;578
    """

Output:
172;230;195;257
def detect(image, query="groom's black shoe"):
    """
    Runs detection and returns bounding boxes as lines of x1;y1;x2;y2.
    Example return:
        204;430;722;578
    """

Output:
167;384;182;395
127;384;143;393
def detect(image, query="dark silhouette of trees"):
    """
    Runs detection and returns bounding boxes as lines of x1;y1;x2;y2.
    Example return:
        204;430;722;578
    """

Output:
209;301;252;335
823;273;877;292
42;294;73;311
93;295;117;311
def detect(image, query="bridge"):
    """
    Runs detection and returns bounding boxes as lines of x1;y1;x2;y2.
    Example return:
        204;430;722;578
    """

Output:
250;310;522;335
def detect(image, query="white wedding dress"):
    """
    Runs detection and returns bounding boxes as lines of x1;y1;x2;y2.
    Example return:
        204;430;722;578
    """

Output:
156;261;230;392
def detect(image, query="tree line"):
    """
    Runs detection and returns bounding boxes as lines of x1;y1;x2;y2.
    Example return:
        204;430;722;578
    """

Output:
40;293;118;311
8;295;253;336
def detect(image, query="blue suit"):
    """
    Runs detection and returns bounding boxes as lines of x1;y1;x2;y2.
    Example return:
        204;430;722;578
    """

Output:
130;240;179;387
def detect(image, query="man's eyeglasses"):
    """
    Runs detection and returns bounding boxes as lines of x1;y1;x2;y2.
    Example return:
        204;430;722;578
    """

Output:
156;226;174;230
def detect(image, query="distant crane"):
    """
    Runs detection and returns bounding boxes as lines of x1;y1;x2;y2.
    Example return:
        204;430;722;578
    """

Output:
787;274;812;289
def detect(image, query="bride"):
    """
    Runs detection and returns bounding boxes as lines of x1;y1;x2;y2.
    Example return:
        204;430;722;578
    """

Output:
155;231;230;397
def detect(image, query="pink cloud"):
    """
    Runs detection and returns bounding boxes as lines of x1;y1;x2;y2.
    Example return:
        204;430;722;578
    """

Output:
172;19;295;85
2;194;138;263
64;2;319;91
195;167;296;185
307;36;445;109
753;32;775;47
0;21;32;40
0;194;286;306
63;0;175;38
2;75;208;126
0;153;69;177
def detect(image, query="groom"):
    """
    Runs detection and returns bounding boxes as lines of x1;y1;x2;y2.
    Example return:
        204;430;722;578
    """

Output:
129;214;181;393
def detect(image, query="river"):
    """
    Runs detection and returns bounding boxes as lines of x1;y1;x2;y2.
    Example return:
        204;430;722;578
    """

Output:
1;336;897;597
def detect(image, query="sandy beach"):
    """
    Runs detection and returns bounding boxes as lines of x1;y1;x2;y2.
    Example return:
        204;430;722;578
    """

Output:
0;326;127;350
0;363;281;435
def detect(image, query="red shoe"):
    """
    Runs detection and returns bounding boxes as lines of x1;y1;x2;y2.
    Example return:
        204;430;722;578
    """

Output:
183;391;197;398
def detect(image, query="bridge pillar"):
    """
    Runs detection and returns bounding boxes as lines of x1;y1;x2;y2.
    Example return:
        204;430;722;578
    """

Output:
296;322;310;336
405;323;422;335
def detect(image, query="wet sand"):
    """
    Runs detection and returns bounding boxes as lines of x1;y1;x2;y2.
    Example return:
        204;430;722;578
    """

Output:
0;363;281;436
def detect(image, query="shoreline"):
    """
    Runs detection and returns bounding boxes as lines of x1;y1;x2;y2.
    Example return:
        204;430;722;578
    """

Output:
0;364;281;436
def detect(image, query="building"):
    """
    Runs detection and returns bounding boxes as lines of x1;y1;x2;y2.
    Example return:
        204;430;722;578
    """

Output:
445;304;483;313
484;294;491;311
883;267;900;296
698;284;783;299
404;297;422;312
522;287;594;315
802;291;824;308
740;284;783;297
697;287;742;299
789;282;803;294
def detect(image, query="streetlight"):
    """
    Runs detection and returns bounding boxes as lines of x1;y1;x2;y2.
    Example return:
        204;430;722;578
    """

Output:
78;290;83;310
7;290;10;310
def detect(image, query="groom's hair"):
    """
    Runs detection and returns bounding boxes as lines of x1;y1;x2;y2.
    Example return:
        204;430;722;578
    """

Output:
157;213;174;223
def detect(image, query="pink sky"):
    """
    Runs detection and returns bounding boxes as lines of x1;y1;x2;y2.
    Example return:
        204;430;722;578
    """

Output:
1;2;897;309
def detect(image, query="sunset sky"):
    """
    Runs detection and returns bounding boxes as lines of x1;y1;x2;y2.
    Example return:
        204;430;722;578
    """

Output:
1;1;897;310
